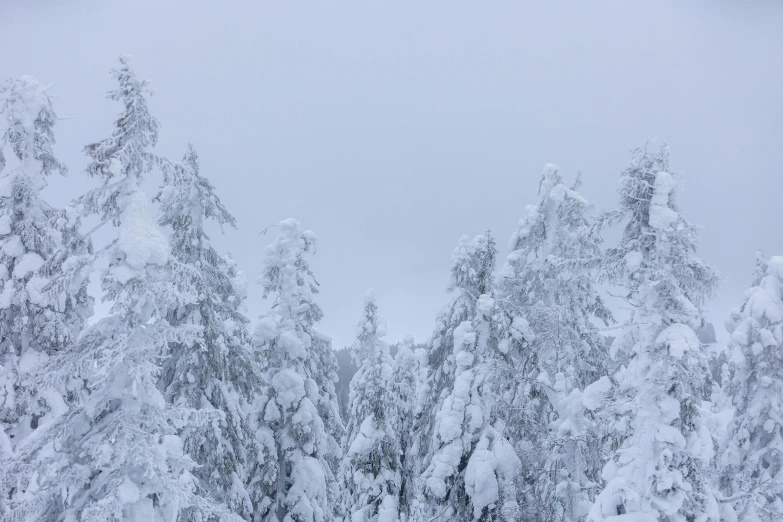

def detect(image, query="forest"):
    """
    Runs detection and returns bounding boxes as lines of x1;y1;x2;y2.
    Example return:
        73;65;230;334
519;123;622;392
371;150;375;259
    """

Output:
0;58;780;522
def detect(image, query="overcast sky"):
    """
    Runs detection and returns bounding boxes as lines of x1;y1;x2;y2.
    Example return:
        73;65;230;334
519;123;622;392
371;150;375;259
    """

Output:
2;1;782;348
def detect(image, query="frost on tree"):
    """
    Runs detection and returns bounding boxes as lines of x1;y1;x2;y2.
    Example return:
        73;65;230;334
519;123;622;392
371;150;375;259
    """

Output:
339;291;401;522
720;254;783;522
390;335;428;521
1;59;232;522
587;142;720;522
495;164;612;521
156;144;259;520
79;55;161;224
0;76;92;510
418;233;497;475
421;233;522;522
253;219;342;522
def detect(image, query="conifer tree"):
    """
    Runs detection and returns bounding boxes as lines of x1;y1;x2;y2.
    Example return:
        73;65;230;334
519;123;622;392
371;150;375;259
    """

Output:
390;336;427;521
253;218;342;522
418;233;497;470
420;233;522;522
0;76;92;515
2;58;232;522
495;164;612;520
339;290;400;522
719;254;783;522
587;142;720;522
156;144;259;519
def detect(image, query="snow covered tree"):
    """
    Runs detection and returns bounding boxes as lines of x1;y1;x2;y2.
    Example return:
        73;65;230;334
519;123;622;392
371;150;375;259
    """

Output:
0;76;92;497
419;233;522;522
1;58;234;522
497;165;612;387
339;290;400;522
719;254;783;521
156;144;259;520
537;371;604;522
253;218;343;522
587;142;721;522
79;56;161;225
494;164;612;520
418;233;497;474
390;336;427;522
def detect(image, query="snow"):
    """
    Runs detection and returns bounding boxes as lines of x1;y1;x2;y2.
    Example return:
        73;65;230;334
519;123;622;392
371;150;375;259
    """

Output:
117;190;169;270
117;476;141;504
624;251;643;273
25;275;47;305
655;323;700;359
1;235;24;258
12;251;44;279
465;437;499;519
0;214;11;235
377;495;398;522
582;376;612;411
348;416;380;456
271;368;306;410
18;348;47;373
648;171;678;230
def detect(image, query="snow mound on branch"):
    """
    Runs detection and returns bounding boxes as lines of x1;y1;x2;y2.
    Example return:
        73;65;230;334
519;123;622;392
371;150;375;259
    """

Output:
12;252;43;279
0;215;11;235
655;323;700;359
465;438;498;519
648;171;678;230
117;191;169;270
2;235;24;258
272;368;306;410
582;376;612;411
348;416;381;456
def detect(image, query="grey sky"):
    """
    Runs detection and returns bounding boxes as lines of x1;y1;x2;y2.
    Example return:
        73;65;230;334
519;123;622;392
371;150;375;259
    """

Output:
2;0;782;348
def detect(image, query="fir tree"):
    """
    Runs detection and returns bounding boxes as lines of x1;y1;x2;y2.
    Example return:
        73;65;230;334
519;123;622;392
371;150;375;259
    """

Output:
0;76;92;515
2;58;233;522
495;164;612;520
253;218;343;522
587;142;720;522
156;144;259;519
720;254;783;522
418;233;497;480
420;233;522;522
339;290;400;522
390;336;427;522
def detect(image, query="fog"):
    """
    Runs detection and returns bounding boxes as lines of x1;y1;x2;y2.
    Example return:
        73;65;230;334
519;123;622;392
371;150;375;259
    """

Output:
2;0;782;347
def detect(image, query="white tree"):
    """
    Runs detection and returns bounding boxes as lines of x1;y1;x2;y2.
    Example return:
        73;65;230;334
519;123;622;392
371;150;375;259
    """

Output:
587;142;721;522
0;76;92;513
418;233;497;480
420;233;522;522
719;254;783;522
156;144;260;520
2;57;233;522
495;164;612;520
253;218;342;522
339;290;400;522
390;335;427;521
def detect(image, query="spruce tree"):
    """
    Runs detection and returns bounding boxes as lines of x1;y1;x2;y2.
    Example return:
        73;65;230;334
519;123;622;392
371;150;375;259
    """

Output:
418;233;497;476
0;76;92;516
587;142;720;522
390;335;427;521
719;254;783;521
2;58;232;521
156;144;259;519
495;164;612;520
420;233;522;521
339;290;400;522
253;218;342;522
